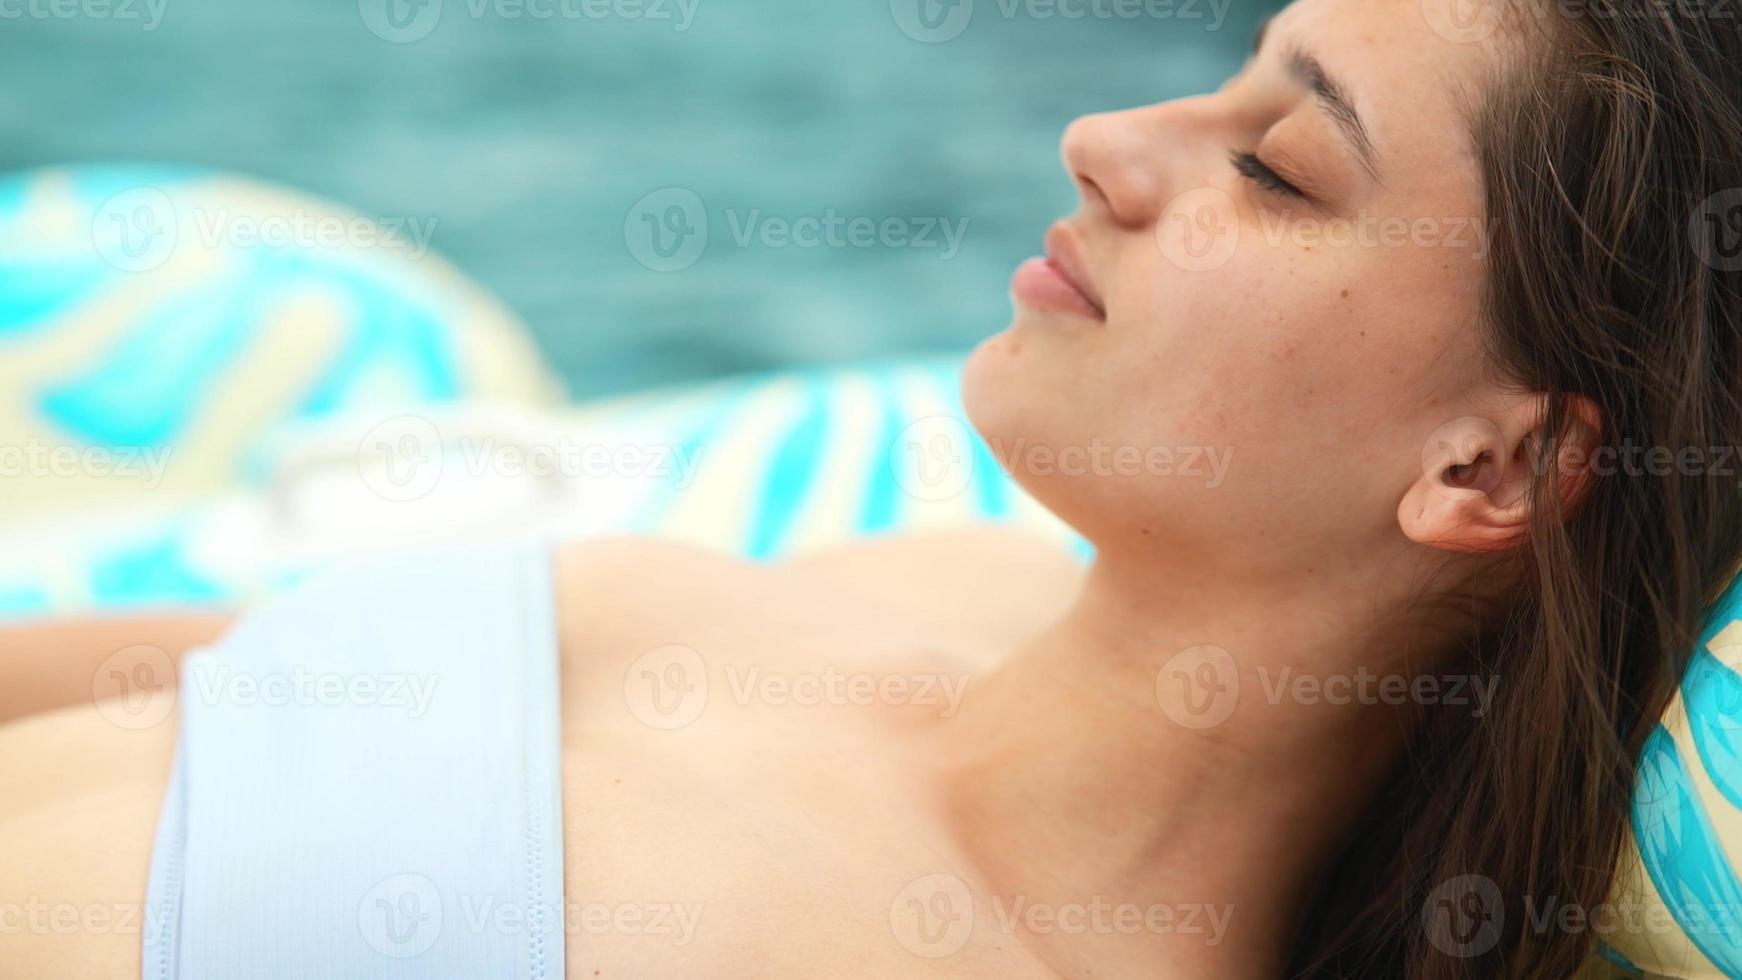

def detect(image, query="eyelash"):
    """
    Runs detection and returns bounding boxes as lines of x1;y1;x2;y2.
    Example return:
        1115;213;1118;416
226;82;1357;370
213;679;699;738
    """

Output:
1229;150;1305;200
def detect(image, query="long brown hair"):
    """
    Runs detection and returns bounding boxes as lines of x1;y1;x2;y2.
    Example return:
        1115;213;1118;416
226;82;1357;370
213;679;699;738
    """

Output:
1292;1;1742;975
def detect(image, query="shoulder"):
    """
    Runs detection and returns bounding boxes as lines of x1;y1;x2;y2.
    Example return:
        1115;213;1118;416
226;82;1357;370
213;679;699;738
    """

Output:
552;528;1084;672
784;525;1085;634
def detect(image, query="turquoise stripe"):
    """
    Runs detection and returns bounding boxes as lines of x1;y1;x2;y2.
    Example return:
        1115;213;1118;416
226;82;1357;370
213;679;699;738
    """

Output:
1593;941;1644;976
90;532;230;608
37;273;265;447
0;261;115;337
1684;581;1742;807
1632;724;1742;976
627;379;756;534
291;262;461;415
858;368;908;535
746;377;830;560
0;583;51;618
1685;648;1742;810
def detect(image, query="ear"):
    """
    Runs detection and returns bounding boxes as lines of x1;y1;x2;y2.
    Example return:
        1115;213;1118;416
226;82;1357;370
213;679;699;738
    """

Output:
1398;395;1602;554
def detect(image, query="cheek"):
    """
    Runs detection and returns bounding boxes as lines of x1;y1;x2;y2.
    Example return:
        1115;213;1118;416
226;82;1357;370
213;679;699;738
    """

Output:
963;228;1489;548
1096;247;1479;486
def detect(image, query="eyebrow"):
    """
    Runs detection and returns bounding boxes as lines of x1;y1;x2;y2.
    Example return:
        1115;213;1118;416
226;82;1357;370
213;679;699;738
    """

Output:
1251;17;1383;184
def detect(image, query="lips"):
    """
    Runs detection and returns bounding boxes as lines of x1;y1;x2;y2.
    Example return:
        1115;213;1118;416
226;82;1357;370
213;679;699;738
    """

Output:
1043;222;1104;317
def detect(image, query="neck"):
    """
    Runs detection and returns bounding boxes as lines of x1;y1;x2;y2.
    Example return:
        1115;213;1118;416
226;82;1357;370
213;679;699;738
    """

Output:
926;549;1444;975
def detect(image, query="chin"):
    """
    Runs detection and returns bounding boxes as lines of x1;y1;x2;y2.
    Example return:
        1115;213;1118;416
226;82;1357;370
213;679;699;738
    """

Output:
962;329;1101;530
961;327;1028;446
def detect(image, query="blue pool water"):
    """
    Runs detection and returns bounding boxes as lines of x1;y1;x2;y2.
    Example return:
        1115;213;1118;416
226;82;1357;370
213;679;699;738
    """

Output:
0;0;1272;397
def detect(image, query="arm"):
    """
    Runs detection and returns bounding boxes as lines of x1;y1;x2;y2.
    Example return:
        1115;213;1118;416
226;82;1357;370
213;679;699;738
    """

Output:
0;613;231;727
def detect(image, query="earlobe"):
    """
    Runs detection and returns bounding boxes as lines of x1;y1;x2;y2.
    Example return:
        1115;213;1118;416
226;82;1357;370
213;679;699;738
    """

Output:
1399;396;1602;555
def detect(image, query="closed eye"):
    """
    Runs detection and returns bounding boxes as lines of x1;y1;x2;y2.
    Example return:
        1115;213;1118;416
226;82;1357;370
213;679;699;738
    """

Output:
1230;150;1306;200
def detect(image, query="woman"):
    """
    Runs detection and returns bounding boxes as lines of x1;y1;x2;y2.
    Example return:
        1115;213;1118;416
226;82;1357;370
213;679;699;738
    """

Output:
4;0;1740;975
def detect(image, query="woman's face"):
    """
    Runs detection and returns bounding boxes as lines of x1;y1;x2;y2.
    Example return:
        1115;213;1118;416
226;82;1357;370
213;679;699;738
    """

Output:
964;0;1512;582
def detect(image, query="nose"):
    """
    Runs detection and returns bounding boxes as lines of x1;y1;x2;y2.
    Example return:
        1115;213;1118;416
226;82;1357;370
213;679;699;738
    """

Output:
1061;97;1218;231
